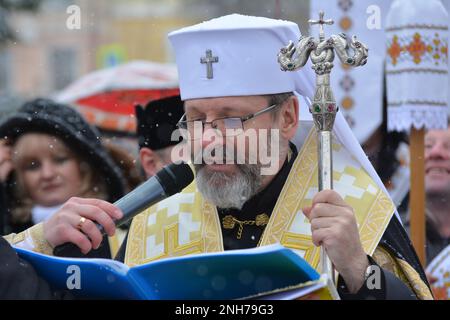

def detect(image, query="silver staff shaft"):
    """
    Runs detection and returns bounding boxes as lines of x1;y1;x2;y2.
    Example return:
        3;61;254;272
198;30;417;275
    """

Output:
317;130;334;281
318;131;333;190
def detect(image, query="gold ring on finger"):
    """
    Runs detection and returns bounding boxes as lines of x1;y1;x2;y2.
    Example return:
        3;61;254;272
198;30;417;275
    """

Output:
77;217;87;230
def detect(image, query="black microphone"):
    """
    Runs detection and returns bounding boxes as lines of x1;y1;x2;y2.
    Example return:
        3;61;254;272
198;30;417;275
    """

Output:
53;162;194;257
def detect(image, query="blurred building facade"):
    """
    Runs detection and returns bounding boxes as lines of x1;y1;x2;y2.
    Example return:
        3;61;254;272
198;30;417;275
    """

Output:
3;0;192;100
0;0;309;103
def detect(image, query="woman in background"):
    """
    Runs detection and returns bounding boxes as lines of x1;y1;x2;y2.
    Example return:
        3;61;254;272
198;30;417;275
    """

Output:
0;98;127;258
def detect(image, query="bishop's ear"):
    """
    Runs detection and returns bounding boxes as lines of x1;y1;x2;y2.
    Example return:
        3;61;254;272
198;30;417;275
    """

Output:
278;95;299;140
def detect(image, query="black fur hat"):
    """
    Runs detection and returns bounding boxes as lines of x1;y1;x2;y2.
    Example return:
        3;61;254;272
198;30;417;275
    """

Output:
0;98;126;202
135;95;184;150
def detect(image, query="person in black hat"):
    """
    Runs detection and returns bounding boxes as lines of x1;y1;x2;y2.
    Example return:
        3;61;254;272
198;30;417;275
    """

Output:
0;98;126;258
135;95;185;178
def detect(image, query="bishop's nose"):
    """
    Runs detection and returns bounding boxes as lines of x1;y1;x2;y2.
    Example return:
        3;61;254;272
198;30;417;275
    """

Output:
200;126;224;150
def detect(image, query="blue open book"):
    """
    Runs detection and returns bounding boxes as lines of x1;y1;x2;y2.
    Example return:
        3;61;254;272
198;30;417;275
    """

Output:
15;244;320;299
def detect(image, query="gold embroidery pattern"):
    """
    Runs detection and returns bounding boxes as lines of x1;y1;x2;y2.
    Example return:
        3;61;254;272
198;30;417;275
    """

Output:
27;223;53;255
146;224;203;262
126;181;223;265
281;232;321;269
142;228;203;264
144;186;202;262
396;258;434;300
164;224;203;256
372;246;434;300
146;206;180;245
359;191;395;255
125;208;148;266
372;246;410;286
3;226;52;255
260;129;317;246
202;199;223;253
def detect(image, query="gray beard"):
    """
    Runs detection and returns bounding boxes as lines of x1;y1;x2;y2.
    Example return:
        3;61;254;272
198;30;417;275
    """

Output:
195;163;262;210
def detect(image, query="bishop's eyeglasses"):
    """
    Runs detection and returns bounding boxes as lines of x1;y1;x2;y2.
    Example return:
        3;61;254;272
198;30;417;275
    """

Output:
176;104;279;139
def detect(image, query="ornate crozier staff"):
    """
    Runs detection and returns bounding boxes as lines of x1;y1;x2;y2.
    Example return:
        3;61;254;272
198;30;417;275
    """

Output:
277;11;369;282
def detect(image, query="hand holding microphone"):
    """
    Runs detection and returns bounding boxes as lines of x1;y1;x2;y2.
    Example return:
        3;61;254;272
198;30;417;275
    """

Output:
46;162;194;256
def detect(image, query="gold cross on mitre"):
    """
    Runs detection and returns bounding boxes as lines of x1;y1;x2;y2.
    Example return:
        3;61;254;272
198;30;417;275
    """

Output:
308;10;334;41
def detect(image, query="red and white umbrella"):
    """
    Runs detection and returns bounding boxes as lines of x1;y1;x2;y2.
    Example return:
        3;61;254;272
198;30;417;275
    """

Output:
55;60;180;134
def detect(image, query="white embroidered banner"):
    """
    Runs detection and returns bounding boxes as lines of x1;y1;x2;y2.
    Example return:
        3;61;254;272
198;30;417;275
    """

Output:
386;0;448;131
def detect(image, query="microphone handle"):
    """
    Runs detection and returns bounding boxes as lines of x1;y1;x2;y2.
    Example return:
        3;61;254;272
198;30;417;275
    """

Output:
113;181;167;227
53;179;168;257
